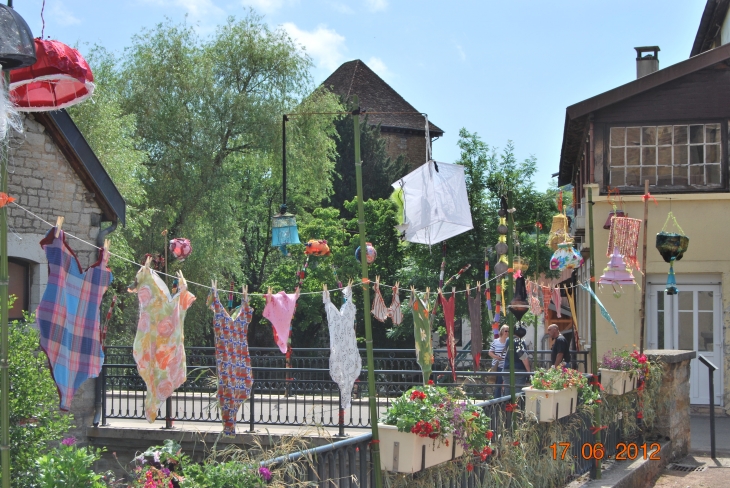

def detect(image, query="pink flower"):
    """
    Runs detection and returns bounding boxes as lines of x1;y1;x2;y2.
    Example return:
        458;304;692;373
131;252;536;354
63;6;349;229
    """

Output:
61;437;76;446
156;379;174;401
157;317;175;338
138;286;153;307
138;312;151;332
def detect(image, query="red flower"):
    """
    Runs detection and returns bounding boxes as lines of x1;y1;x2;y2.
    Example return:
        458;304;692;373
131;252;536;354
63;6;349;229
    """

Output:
513;441;520;446
480;453;487;461
484;447;493;456
472;411;480;417
445;439;449;447
466;463;474;472
428;380;434;385
486;430;494;440
410;390;426;401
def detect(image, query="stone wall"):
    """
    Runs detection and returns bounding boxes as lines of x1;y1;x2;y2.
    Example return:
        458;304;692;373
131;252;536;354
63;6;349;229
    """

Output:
645;349;696;461
7;114;105;443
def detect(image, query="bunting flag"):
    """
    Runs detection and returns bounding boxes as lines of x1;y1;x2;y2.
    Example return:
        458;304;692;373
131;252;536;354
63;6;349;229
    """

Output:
580;283;618;334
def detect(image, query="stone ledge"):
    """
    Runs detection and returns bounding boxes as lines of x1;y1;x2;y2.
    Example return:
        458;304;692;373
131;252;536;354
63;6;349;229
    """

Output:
644;350;696;364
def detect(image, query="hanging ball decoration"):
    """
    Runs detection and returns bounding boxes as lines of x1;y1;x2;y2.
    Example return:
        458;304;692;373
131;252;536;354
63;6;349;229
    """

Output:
497;224;508;235
509;273;529;321
495;242;508;255
355;242;377;264
494;261;508;277
169;238;192;261
304;239;331;256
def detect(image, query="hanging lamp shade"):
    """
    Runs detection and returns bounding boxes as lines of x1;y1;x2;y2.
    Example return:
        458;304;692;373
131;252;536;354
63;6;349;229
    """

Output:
9;38;94;111
550;242;584;271
599;247;635;286
509;272;529;321
603;210;627;230
271;211;300;254
0;5;36;69
655;233;689;263
546;213;569;250
391;160;473;245
513;256;530;273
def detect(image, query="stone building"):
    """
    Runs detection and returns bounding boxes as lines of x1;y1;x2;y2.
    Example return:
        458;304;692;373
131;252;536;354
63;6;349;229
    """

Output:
7;109;125;437
322;59;444;170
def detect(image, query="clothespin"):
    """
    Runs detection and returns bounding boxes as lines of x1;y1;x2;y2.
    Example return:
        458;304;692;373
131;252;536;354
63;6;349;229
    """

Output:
452;286;456;297
425;287;430;306
177;270;186;287
211;279;217;291
144;255;152;268
103;239;110;253
323;283;327;292
466;283;470;294
242;284;248;302
476;281;481;292
347;278;353;289
375;275;380;286
54;216;64;238
267;286;272;296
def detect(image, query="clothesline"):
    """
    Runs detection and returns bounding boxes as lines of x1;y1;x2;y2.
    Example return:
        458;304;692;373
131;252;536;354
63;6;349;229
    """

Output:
10;200;594;299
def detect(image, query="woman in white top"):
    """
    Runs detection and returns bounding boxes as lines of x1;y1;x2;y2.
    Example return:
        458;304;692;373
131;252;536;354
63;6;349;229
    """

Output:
488;325;509;398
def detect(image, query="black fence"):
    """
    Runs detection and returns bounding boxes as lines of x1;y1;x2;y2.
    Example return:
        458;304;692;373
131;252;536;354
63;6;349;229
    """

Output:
99;346;590;433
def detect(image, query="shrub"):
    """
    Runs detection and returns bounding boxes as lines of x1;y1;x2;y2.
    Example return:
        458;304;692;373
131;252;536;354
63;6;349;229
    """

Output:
36;437;107;488
182;461;266;487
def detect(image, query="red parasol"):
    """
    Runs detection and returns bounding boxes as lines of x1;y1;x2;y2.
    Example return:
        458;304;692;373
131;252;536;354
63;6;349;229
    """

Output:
9;38;94;112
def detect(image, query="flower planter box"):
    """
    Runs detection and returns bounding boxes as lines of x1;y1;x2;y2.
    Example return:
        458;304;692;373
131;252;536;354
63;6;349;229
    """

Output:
599;368;636;395
377;424;463;473
524;386;578;422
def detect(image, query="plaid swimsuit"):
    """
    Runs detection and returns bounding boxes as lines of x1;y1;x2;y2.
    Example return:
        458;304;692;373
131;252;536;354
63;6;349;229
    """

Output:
37;229;112;410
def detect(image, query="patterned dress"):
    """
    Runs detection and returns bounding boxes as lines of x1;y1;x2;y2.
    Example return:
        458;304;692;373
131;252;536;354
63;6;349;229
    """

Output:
411;292;433;384
439;290;457;381
131;264;196;422
324;286;362;409
37;229;112;410
209;288;253;435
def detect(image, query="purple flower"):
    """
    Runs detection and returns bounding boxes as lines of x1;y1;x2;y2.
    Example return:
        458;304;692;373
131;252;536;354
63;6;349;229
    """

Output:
161;468;171;477
259;466;272;482
61;437;76;446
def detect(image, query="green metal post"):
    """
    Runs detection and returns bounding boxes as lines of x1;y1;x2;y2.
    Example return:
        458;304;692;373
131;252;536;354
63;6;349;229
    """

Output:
506;192;515;402
534;218;539;358
352;96;383;486
587;186;601;479
1;66;10;488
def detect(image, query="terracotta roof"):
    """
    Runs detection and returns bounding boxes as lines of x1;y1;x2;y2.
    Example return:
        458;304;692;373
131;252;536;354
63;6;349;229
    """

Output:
321;59;443;136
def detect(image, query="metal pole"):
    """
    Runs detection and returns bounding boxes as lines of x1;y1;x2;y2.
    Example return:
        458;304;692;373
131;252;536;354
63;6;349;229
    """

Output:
352;96;382;486
1;65;11;488
587;186;601;479
534;218;539;359
282;115;288;210
639;180;650;355
506;192;515;403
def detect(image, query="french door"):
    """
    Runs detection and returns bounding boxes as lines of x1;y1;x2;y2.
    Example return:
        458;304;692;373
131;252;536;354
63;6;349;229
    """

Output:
648;284;723;405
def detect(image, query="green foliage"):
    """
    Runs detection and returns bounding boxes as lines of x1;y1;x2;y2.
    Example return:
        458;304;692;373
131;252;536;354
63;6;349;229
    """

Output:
35;439;107;488
182;461;265;488
2;309;72;487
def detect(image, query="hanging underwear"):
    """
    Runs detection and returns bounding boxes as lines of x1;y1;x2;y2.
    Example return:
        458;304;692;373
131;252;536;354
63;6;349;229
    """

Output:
263;290;299;354
552;286;562;318
411;292;433;384
210;287;253;435
131;264;196;422
37;229;113;411
324;286;362;409
467;287;483;372
371;281;389;322
439;290;457;382
388;285;403;325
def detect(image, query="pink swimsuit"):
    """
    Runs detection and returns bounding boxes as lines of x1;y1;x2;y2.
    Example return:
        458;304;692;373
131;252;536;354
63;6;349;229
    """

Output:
263;290;300;353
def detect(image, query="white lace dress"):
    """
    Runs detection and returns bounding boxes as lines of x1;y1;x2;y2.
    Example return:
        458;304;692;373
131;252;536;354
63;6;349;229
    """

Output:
324;286;362;409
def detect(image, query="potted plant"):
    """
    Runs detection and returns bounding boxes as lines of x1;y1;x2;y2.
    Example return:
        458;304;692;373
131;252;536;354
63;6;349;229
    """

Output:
524;367;587;422
599;349;646;395
378;383;492;473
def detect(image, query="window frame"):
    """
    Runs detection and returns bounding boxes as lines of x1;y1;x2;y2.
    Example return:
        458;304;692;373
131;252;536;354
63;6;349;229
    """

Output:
602;119;729;194
8;258;30;321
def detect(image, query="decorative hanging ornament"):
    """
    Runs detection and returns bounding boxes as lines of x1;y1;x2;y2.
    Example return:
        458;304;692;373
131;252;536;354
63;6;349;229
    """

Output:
0;5;36;70
355;242;377;264
665;259;678;295
9;38;94;112
655;211;688;295
271;210;300;255
603;210;627;230
169;238;192;261
607;216;641;269
508;271;529;321
304;239;330;256
598;247;636;287
550;242;584;271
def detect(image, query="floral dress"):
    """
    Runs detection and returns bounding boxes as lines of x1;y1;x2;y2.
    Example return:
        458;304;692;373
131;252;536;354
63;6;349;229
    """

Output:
131;264;196;422
411;292;433;384
324;286;362;409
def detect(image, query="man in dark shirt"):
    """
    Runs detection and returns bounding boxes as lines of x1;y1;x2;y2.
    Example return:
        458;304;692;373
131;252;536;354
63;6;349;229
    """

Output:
548;324;571;367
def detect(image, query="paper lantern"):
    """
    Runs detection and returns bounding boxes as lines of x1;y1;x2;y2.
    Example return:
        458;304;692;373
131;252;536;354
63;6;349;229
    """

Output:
599;247;635;287
355;242;377;264
550;242;584;271
0;5;36;70
391;160;473;245
546;214;569;251
513;257;530;273
169;238;192;261
304;239;330;256
9;38;94;112
509;273;529;321
271;212;300;255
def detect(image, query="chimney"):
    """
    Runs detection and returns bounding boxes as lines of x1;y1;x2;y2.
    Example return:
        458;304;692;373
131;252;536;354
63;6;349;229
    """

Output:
635;46;660;78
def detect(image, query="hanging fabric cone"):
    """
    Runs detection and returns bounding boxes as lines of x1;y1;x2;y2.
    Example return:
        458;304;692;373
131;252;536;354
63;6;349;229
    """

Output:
509;272;529;321
599;247;636;287
607;216;642;269
546;214;569;251
666;259;678;295
550;242;584;271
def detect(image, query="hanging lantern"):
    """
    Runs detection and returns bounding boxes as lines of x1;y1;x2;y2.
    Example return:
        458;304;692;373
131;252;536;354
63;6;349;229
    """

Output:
546;214;569;251
655;233;689;263
0;5;36;70
666;259;678;295
169;238;192;261
550;242;584;271
513;256;530;273
509;272;529;321
9;39;94;112
272;210;300;255
355;242;377;264
304;239;330;256
603;210;627;230
598;247;635;287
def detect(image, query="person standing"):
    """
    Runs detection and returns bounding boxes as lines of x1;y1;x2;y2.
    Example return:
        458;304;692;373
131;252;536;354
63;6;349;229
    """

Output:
547;324;571;368
488;325;509;397
501;326;531;391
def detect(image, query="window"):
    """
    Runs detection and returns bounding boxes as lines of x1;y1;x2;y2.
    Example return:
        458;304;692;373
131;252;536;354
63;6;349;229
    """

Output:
609;124;722;189
9;259;30;321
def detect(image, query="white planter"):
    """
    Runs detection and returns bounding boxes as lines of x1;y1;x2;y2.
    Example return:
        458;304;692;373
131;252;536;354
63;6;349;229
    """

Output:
524;386;578;422
599;368;637;395
377;423;462;473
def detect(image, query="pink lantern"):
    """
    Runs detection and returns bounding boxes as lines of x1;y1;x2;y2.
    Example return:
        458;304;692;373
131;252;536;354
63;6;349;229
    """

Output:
169;238;192;262
598;247;635;287
9;39;94;112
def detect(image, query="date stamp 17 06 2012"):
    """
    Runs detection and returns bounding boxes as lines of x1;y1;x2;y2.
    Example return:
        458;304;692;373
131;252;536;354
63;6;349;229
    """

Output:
550;442;662;461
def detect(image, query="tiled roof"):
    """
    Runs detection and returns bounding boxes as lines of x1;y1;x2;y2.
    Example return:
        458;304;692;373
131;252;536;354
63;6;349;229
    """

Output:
321;59;443;136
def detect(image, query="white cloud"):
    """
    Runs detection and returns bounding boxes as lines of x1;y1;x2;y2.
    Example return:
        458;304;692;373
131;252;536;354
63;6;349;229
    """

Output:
282;23;347;71
241;0;287;14
365;0;388;12
455;44;466;61
50;1;81;26
367;56;392;80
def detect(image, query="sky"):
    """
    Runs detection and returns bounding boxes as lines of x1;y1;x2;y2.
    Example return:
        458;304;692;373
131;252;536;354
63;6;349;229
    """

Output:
13;0;708;190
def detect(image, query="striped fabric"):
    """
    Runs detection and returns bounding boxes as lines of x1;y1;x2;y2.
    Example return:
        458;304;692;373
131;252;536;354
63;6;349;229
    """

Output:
388;285;403;325
37;228;112;411
371;282;389;322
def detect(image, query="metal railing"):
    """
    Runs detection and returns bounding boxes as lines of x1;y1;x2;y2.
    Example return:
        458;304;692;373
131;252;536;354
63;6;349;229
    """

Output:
99;346;590;433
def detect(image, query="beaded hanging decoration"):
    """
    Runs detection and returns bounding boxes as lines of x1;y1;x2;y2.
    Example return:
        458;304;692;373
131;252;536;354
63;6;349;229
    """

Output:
606;216;642;270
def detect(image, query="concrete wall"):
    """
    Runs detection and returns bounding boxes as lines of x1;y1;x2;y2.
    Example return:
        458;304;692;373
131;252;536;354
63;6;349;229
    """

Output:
8;114;105;441
583;184;730;412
